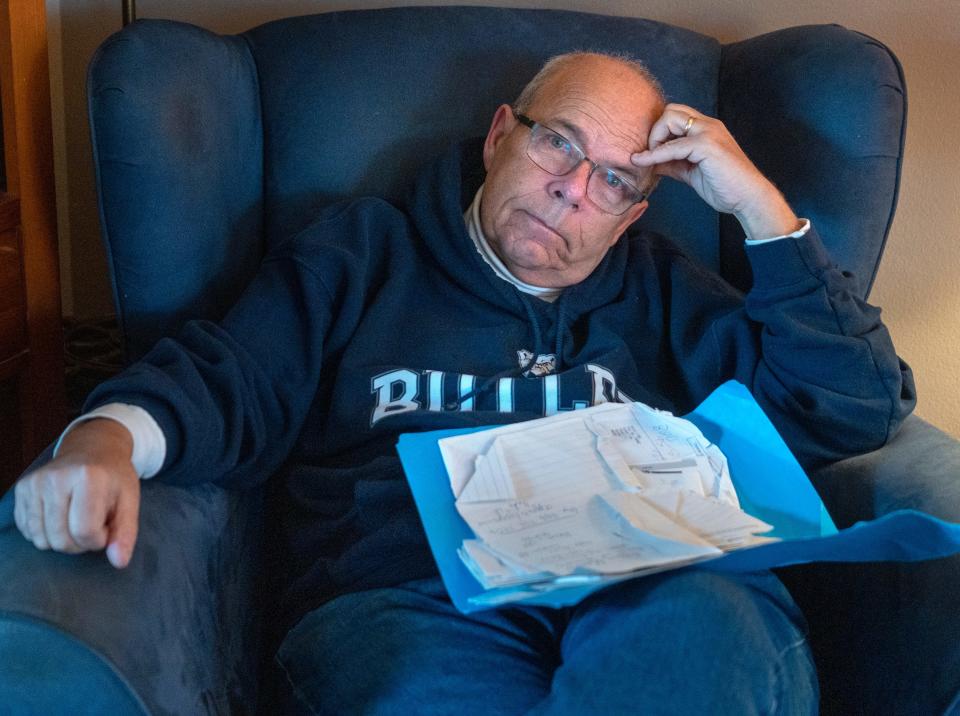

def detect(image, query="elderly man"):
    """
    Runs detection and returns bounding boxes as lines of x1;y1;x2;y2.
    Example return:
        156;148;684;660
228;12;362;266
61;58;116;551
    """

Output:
15;52;912;713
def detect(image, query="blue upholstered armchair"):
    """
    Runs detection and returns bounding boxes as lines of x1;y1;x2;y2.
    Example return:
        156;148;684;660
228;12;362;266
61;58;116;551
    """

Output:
1;7;959;714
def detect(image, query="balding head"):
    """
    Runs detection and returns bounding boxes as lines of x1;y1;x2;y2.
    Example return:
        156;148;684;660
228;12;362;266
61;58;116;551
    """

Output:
514;51;666;119
478;52;666;287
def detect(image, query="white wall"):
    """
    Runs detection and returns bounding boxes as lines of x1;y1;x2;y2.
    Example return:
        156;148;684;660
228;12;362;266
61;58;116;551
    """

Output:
48;0;960;437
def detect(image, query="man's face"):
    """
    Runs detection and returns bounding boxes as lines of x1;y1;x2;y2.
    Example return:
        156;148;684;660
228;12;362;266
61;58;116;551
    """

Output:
480;57;661;288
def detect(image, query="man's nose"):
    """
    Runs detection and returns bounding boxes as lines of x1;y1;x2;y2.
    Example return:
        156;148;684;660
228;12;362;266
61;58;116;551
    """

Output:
549;161;593;208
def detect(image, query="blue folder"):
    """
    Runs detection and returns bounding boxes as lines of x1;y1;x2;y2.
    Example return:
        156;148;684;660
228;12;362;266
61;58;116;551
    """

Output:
397;381;960;613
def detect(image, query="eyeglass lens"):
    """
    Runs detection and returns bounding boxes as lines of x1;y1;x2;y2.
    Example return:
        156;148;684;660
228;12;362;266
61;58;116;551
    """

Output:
527;124;641;214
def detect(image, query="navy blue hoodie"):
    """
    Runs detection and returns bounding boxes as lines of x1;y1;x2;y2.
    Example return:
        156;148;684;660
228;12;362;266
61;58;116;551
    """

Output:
86;139;915;629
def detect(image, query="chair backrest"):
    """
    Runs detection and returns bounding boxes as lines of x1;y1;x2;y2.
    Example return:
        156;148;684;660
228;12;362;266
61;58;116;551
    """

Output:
87;7;905;361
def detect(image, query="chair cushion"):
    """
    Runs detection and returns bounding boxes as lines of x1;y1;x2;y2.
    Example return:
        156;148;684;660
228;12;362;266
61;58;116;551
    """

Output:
89;21;265;360
245;6;722;270
719;25;906;296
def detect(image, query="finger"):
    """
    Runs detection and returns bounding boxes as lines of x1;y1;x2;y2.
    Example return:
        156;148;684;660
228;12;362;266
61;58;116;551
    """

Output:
663;102;698;117
632;136;699;168
25;487;50;550
43;481;83;554
68;480;110;552
106;485;139;569
647;106;703;149
13;480;30;539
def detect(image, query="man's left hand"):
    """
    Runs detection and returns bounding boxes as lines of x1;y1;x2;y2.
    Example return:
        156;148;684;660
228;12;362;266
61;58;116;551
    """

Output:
631;103;800;241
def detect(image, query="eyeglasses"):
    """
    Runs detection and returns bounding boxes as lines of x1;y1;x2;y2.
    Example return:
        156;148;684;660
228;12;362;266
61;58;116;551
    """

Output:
513;110;647;216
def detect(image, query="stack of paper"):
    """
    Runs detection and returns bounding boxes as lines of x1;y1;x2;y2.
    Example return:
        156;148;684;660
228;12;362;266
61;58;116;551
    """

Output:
438;401;776;604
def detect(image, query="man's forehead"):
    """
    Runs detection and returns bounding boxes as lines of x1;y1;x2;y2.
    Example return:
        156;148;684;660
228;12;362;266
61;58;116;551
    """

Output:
546;99;649;151
528;61;659;153
532;95;655;176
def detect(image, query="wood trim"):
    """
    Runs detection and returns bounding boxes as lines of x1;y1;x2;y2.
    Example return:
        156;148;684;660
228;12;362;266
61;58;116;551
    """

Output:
0;347;27;381
0;192;19;230
0;194;25;371
0;0;65;470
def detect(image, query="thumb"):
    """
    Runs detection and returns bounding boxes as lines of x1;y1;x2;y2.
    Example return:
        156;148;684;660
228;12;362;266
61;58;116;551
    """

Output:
106;484;140;569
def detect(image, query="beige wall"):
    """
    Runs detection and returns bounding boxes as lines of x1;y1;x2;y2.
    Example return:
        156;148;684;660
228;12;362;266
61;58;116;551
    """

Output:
49;0;960;437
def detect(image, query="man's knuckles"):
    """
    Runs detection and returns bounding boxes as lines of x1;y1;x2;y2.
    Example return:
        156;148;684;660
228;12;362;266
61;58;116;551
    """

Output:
71;524;109;550
46;529;81;553
39;462;114;496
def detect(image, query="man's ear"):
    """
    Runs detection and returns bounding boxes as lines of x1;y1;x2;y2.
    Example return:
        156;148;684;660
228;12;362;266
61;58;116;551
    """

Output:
483;104;515;172
612;200;649;243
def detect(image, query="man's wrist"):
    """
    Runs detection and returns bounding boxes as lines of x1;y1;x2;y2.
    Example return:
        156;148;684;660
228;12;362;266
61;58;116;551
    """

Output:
58;417;134;462
54;403;166;478
734;185;800;242
745;218;811;245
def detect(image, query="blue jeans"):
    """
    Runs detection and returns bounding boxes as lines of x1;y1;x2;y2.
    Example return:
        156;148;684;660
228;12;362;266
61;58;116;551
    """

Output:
276;569;818;715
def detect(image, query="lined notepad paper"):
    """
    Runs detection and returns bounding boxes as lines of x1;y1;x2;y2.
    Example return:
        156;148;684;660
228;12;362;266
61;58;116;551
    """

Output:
438;401;775;603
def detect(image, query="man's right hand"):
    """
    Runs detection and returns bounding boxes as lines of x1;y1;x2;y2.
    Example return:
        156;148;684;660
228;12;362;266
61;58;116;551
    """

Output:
13;418;140;568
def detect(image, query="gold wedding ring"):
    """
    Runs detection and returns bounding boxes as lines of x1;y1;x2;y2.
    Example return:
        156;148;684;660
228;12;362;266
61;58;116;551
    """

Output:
682;114;696;134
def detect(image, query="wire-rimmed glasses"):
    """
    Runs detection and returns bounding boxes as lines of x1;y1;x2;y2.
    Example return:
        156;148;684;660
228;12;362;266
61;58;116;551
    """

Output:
513;110;647;216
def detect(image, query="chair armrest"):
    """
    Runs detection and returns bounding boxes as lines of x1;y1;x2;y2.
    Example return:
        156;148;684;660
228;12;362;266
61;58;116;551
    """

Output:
0;475;265;714
810;414;960;527
782;416;960;715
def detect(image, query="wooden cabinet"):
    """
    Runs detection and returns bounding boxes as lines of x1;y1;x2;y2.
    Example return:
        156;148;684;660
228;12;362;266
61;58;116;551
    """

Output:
0;0;65;490
0;193;27;486
0;194;26;371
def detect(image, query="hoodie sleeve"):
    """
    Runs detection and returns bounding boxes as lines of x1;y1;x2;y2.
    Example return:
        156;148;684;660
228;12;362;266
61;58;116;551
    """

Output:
674;225;916;469
81;252;334;488
81;200;393;489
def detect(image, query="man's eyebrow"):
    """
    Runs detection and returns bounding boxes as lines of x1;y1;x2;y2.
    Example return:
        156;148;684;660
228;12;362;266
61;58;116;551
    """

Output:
551;118;641;179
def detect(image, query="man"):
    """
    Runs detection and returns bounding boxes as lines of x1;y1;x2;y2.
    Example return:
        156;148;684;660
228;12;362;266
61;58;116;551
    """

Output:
14;52;913;713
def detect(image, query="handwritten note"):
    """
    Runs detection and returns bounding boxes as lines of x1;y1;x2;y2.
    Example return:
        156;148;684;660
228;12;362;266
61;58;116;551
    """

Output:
440;401;774;597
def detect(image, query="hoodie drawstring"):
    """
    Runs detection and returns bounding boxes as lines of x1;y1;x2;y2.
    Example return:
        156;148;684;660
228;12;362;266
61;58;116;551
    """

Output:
554;300;568;371
446;294;559;411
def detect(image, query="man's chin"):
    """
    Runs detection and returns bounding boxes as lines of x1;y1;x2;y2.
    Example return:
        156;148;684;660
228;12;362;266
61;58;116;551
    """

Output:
502;243;555;274
504;254;568;288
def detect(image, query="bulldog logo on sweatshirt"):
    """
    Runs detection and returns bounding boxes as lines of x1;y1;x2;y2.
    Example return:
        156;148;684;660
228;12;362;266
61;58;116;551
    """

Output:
516;349;556;378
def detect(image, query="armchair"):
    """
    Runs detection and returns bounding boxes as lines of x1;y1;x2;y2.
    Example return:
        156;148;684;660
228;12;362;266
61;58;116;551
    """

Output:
2;7;958;714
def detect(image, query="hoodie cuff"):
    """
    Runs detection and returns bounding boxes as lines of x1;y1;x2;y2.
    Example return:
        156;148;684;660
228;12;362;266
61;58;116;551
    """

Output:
54;402;167;478
745;224;834;291
744;218;811;245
